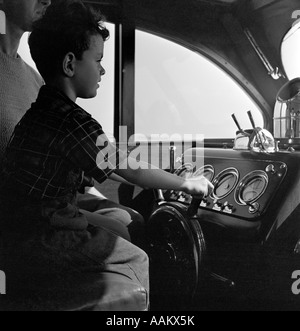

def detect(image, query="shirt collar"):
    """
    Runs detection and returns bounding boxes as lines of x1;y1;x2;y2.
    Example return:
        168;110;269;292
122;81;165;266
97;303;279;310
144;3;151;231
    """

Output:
33;85;86;115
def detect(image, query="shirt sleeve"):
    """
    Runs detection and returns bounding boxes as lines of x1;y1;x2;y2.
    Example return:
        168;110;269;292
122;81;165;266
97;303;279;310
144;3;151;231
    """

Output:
60;110;127;184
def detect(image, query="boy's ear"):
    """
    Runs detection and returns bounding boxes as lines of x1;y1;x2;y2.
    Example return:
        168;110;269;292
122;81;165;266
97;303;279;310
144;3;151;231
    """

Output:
62;52;76;77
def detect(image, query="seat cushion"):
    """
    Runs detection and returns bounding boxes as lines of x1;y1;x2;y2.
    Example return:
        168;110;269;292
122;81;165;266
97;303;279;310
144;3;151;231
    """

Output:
66;272;149;312
0;271;149;311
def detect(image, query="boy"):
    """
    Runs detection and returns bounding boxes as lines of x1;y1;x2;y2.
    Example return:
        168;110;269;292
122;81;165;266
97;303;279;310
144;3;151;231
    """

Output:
0;0;213;293
0;0;147;248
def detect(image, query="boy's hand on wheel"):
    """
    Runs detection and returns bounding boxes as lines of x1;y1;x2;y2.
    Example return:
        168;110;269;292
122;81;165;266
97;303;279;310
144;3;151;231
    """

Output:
182;176;214;197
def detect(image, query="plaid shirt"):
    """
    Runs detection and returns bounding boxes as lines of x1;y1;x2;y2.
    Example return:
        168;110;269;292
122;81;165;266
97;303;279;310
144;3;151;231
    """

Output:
1;86;125;202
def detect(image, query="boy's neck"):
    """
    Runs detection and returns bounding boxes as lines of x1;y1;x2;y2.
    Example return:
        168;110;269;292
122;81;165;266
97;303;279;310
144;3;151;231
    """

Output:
48;79;77;103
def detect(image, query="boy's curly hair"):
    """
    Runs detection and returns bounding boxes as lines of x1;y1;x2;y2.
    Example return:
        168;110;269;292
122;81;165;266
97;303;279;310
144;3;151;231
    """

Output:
29;0;109;82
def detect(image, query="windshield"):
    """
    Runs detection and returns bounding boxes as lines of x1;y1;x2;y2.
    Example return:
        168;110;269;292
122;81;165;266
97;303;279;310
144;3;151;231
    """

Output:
135;30;264;140
281;22;300;80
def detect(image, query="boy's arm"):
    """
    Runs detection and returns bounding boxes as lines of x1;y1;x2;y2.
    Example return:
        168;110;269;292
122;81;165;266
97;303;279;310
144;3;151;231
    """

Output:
63;116;212;195
109;173;134;186
115;157;214;196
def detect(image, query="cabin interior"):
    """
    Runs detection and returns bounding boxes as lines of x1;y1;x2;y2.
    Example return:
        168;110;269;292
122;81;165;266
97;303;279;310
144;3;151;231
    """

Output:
3;0;300;311
82;0;300;311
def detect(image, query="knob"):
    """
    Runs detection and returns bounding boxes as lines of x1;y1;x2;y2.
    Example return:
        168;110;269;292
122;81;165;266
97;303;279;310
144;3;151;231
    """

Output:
213;202;223;211
249;202;260;214
266;164;276;174
178;193;186;203
223;204;234;214
200;198;209;207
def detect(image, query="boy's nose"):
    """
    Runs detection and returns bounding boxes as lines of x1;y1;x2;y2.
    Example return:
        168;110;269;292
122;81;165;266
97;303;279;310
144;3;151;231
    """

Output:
100;67;106;76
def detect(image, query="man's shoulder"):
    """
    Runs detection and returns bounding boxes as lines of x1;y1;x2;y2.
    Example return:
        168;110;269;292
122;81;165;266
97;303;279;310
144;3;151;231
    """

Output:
23;62;44;88
0;52;44;88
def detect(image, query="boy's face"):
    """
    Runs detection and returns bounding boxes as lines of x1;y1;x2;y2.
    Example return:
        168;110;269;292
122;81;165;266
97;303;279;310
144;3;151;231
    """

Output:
74;34;106;99
3;0;51;32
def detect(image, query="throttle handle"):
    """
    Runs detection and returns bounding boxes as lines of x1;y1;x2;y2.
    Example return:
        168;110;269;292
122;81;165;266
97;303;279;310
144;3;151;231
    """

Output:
187;195;204;217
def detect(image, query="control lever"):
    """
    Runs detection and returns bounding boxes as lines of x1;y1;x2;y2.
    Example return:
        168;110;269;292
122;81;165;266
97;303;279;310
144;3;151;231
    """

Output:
232;113;242;132
247;110;266;151
231;114;250;137
247;110;257;129
209;272;236;289
169;145;177;173
155;189;165;204
187;195;204;218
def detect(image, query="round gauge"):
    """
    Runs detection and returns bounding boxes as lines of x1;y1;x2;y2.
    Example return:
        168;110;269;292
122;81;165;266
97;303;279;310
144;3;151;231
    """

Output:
193;165;215;182
212;168;239;200
174;164;194;179
235;171;268;206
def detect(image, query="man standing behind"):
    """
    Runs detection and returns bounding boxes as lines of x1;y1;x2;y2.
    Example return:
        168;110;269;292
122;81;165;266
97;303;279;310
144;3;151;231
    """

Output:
0;0;51;161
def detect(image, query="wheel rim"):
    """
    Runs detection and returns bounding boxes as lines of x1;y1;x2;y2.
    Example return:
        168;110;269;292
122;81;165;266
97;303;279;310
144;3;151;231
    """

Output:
148;203;206;299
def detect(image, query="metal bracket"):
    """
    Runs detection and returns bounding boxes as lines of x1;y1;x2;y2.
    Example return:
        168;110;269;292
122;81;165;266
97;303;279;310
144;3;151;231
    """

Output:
244;28;285;80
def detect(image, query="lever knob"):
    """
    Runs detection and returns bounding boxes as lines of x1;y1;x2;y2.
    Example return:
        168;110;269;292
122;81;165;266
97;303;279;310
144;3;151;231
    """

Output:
187;195;203;218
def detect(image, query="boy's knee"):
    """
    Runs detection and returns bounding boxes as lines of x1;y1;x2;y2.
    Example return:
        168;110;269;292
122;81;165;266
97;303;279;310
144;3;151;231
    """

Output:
131;246;150;292
97;208;132;227
139;247;149;265
129;210;145;225
126;241;149;268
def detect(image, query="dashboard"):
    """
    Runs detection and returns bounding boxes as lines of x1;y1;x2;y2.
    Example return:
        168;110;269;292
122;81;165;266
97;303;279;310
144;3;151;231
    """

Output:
164;149;288;222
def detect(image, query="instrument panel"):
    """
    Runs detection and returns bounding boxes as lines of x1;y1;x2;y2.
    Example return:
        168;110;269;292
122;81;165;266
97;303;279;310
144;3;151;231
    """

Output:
165;157;288;221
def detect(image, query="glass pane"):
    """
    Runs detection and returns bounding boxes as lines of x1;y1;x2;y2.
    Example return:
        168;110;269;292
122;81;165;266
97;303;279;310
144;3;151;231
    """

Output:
18;33;37;70
281;23;300;80
18;23;115;138
135;30;264;140
77;23;115;138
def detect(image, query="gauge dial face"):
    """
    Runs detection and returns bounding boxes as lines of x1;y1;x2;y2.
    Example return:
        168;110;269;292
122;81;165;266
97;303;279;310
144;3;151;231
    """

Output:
235;171;268;205
212;169;239;200
174;164;194;179
242;178;267;203
194;165;215;182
